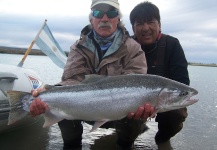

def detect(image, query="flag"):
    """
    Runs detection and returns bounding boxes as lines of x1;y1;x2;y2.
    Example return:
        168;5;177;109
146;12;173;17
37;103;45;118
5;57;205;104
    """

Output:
35;23;67;69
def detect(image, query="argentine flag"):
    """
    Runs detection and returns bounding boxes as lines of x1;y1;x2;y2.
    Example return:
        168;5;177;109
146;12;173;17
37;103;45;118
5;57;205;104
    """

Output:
35;23;67;69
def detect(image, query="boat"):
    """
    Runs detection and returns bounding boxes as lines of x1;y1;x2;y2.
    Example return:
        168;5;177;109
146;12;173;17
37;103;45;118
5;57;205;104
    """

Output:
0;64;45;133
0;20;67;133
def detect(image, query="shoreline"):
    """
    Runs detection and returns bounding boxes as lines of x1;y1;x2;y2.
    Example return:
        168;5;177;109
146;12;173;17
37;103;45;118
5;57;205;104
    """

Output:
0;46;216;67
188;63;217;67
0;46;69;56
0;46;45;55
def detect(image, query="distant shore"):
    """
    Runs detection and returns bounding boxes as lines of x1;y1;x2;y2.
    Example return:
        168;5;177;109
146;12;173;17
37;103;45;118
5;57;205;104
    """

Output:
0;46;69;56
0;46;45;55
188;63;217;67
0;46;216;67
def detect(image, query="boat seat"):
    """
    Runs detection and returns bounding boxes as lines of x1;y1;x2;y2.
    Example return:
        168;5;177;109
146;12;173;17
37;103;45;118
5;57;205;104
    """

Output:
0;72;18;81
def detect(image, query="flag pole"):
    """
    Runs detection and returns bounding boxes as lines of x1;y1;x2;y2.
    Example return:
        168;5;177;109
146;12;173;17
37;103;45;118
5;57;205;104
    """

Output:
18;19;47;67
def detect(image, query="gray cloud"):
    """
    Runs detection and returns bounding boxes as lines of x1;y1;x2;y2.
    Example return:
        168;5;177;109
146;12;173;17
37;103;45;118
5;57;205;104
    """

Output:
0;0;216;64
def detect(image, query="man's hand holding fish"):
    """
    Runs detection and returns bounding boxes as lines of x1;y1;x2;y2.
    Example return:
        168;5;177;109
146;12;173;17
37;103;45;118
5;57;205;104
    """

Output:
30;88;47;117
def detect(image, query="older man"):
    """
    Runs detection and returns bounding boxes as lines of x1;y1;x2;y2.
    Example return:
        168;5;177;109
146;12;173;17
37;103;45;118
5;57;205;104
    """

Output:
30;0;154;149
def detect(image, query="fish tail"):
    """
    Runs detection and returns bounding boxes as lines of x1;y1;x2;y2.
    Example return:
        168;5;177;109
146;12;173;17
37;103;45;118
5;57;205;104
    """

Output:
6;91;31;125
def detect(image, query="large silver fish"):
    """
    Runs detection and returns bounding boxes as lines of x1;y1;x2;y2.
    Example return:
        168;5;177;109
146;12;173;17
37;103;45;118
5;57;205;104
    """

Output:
6;74;198;131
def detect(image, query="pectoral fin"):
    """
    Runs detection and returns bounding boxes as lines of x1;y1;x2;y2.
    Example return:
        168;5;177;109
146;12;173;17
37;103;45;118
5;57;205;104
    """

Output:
43;109;63;128
144;108;162;124
90;120;108;132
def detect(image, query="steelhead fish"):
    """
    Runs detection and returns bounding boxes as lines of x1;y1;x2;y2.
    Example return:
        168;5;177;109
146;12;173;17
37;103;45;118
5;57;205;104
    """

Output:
6;74;198;131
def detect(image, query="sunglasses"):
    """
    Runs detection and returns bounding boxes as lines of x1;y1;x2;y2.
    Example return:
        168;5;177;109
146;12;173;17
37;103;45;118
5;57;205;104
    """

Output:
92;10;119;19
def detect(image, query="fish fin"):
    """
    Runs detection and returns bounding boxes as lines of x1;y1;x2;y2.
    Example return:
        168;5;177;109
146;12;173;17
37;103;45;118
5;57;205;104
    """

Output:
7;91;30;106
90;120;108;132
43;110;63;128
43;84;55;90
8;108;29;125
144;108;162;124
82;75;106;84
6;91;31;125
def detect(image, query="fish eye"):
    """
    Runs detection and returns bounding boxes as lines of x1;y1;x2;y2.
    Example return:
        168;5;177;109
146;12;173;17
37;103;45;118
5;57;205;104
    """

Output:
179;91;189;96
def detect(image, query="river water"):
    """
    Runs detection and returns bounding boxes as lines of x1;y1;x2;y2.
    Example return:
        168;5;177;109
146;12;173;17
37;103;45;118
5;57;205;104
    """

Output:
0;54;217;150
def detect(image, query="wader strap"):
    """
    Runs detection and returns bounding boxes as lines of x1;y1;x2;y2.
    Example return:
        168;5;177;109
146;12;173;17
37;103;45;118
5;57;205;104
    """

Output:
148;34;167;77
156;34;167;66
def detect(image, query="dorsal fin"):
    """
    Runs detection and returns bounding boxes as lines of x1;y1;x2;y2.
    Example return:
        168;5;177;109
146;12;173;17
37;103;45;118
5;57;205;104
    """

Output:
43;84;55;90
82;74;106;84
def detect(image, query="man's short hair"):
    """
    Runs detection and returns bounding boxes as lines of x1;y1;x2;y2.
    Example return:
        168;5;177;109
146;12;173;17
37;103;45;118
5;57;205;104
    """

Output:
130;1;161;25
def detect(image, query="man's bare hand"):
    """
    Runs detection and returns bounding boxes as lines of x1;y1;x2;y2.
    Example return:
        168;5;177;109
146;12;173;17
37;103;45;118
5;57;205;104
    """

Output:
127;103;155;120
30;88;48;117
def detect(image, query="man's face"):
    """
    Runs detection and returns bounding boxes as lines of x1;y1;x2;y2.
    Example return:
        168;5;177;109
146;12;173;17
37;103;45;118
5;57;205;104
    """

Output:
132;19;161;45
90;8;119;37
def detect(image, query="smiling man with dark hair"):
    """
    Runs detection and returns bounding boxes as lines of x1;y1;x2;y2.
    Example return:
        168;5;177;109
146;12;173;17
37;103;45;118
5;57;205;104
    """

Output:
130;1;190;148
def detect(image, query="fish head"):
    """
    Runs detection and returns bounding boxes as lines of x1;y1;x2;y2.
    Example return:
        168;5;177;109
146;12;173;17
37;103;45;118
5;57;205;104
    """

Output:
156;85;198;112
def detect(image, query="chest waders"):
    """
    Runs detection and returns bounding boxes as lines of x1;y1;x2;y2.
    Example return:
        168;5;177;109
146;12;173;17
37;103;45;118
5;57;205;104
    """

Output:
147;34;168;77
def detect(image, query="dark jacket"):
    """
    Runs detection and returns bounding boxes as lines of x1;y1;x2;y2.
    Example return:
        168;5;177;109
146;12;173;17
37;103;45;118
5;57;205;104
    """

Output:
134;33;189;85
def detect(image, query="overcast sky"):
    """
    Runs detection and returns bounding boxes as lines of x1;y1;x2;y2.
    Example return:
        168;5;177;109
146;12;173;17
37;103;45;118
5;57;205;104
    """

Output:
0;0;216;64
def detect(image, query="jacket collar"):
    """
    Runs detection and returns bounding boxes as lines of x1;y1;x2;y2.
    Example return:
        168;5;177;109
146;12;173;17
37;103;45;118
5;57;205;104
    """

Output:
75;25;130;71
78;25;129;61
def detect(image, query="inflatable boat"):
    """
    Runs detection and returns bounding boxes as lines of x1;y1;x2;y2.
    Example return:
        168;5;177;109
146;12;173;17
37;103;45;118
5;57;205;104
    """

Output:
0;64;45;133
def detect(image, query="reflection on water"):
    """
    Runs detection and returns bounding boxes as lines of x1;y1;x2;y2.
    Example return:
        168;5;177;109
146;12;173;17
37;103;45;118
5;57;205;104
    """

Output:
0;54;217;150
0;118;50;150
0;118;160;150
90;121;159;150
